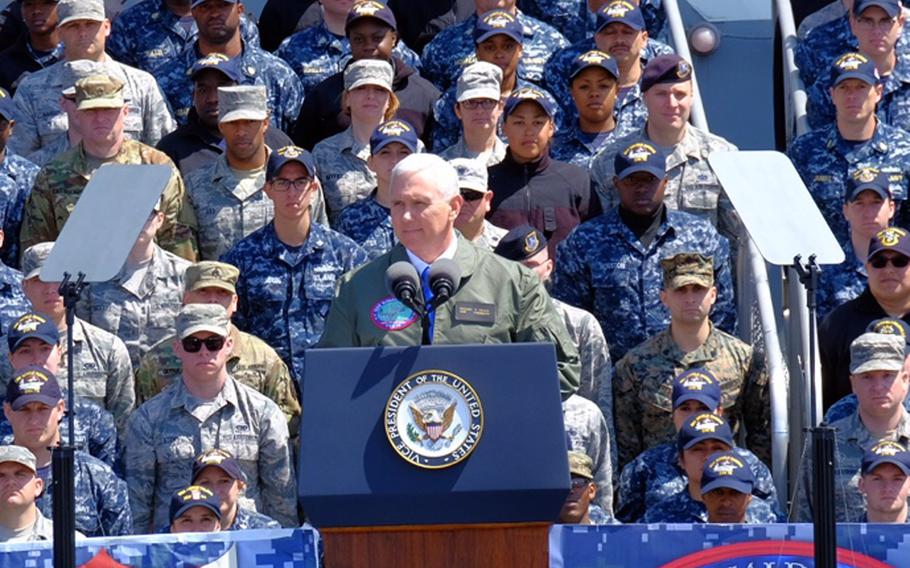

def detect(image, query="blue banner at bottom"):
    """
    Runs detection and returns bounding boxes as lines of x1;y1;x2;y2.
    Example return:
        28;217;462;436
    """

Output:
0;527;320;568
549;524;907;568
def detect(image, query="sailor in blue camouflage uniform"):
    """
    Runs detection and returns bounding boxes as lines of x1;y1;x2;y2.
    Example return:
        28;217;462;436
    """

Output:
0;89;39;268
796;0;910;88
542;1;674;126
420;0;569;93
222;147;369;383
107;0;260;75
817;168;893;321
3;366;131;536
0;213;28;333
190;448;280;531
156;0;304;131
551;142;735;364
641;413;780;524
275;0;420;97
519;0;668;44
788;53;910;244
335;120;420;259
616;372;780;523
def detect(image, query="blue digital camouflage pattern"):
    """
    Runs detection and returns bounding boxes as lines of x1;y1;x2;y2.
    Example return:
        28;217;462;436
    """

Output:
518;0;668;44
550;120;631;169
36;450;132;537
642;481;781;524
550;208;736;363
420;10;570;92
0;151;39;267
230;506;281;530
275;21;421;97
787;121;910;244
816;240;866;322
587;503;612;524
617;441;782;524
158;41;304;132
542;37;674;121
0;260;29;336
221;221;369;382
107;0;261;75
806;52;910;131
334;191;396;260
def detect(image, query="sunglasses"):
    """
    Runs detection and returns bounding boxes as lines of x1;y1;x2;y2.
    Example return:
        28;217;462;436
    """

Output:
182;335;226;353
460;189;484;202
870;255;910;269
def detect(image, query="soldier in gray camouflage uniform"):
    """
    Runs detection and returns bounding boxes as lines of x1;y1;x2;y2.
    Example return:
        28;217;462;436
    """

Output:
438;62;507;167
0;445;56;542
185;86;274;261
797;332;910;522
614;253;769;470
562;395;614;518
9;0;175;160
590;54;741;246
451;158;507;252
125;303;296;533
4;365;131;536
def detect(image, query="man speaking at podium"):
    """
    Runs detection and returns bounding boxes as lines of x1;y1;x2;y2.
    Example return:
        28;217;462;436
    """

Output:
318;153;580;399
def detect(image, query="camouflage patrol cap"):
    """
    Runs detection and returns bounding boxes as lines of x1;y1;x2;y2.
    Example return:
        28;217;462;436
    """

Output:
169;485;222;524
0;445;37;474
596;1;645;33
0;87;14;121
345;0;397;33
660;252;714;289
175;304;230;340
849;332;906;374
74;75;125;111
21;242;55;280
641;54;693;93
494;224;548;262
61;60;107;98
344;59;394;92
700;450;755;495
57;0;105;27
677;412;733;452
567;451;594;480
218;85;268;123
867;227;910;261
191;448;245;483
6;366;63;411
473;9;524;45
862;440;910;475
449;157;488;193
185;261;240;294
456;62;502;103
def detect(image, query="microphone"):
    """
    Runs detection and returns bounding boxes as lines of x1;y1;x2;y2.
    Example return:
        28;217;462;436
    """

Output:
428;259;461;306
385;262;423;315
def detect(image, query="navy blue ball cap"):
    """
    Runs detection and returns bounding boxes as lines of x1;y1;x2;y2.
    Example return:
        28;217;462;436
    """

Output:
189;53;243;84
192;0;237;7
595;1;646;33
267;146;317;180
503;86;557;120
677;413;734;452
867;227;910;262
569;50;620;83
0;87;15;121
862;440;910;475
853;0;900;17
370;119;419;154
866;318;910;345
345;0;397;33
494;224;548;262
846;167;893;203
6;365;63;411
8;312;59;353
192;448;245;483
672;369;722;411
169;485;222;524
614;140;668;179
473;10;523;45
830;52;880;87
641;54;693;93
700;450;755;495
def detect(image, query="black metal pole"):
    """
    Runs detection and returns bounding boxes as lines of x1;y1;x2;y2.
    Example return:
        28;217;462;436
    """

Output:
794;255;836;568
52;272;85;568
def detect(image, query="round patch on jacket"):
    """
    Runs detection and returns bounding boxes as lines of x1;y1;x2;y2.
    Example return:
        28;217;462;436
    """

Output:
370;297;419;331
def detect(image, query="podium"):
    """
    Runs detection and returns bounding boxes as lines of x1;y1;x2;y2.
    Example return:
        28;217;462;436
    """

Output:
300;343;570;567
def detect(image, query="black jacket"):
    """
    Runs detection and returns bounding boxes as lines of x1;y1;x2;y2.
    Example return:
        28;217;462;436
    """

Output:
0;33;58;93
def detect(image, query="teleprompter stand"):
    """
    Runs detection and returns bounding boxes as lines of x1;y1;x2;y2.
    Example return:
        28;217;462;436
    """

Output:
41;165;172;568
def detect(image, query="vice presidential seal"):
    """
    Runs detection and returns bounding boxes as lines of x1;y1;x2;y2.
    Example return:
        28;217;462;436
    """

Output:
385;370;484;469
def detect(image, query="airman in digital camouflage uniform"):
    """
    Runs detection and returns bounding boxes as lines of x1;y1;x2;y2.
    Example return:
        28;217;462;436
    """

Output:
155;0;304;131
542;1;674;126
19;74;199;262
437;62;507;167
420;0;569;92
190;448;281;531
275;0;421;97
798;332;910;521
107;0;260;75
74;198;192;369
614;253;769;470
616;373;780;523
222;146;369;383
0;445;55;542
3;365;131;536
590;54;741;247
126;303;296;533
789;45;910;244
551;141;736;365
134;261;301;432
335;119;419;259
9;0;175;160
642;413;780;523
0;88;39;267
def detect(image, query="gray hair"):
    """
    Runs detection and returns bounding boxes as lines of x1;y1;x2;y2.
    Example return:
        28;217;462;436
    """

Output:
390;153;460;200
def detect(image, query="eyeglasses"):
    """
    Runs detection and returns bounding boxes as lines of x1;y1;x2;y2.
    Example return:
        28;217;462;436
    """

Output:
869;255;910;269
270;178;313;192
461;99;498;111
855;16;898;31
182;335;226;353
570;478;590;490
460;189;485;201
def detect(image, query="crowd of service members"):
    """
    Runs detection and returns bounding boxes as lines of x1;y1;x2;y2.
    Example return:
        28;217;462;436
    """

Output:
1;0;910;542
